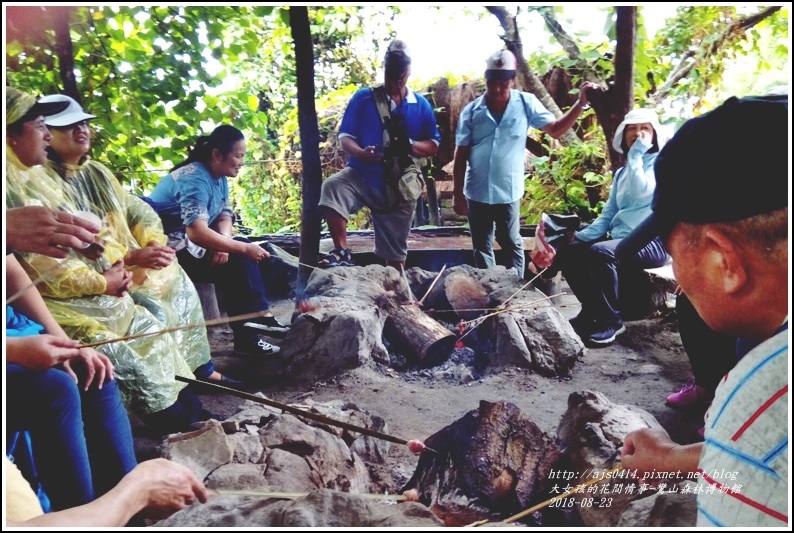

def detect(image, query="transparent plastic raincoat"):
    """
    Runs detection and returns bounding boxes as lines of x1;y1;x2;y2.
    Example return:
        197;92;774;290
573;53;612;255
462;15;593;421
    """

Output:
5;146;212;416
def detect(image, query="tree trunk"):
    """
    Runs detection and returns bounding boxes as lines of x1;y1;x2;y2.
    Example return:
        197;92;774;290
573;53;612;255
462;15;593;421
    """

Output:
290;6;323;298
602;6;636;171
49;7;80;101
486;6;580;147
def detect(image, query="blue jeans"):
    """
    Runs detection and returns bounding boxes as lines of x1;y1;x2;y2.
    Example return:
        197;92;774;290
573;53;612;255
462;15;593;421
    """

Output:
556;236;669;327
6;364;137;511
467;199;524;278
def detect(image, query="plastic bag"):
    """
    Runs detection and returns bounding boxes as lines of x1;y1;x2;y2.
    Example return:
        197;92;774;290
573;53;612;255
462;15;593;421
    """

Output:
530;213;557;269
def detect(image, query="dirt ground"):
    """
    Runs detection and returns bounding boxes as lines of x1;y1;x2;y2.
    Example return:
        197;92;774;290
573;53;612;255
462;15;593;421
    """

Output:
133;288;703;496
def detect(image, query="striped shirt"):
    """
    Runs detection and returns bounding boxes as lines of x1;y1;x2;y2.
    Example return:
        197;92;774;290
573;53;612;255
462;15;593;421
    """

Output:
697;328;789;526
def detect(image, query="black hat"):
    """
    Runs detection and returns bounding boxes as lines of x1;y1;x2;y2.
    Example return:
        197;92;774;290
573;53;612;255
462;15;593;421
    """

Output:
24;100;69;120
619;94;789;257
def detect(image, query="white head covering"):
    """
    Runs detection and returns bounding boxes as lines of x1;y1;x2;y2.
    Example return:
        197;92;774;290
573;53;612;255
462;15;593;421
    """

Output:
385;39;412;61
485;50;517;81
39;94;96;127
612;108;663;154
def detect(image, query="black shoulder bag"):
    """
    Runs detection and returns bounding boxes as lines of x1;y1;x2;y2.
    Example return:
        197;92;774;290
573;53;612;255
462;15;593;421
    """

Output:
371;86;424;210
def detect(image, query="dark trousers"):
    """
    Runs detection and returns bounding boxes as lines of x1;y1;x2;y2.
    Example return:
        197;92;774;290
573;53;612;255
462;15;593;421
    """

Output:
177;237;272;342
467;199;524;278
676;292;738;392
555;236;669;327
6;364;137;511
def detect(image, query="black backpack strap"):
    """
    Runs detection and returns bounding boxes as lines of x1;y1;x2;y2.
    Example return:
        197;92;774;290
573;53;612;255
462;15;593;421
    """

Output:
371;86;392;149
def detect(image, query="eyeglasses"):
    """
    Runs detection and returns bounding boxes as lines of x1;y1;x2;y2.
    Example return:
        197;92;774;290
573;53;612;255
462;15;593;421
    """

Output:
51;120;91;131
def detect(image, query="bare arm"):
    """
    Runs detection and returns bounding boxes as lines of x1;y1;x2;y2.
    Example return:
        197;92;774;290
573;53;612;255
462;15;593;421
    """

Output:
541;81;600;139
339;136;382;163
6;254;67;336
185;219;268;263
7;459;209;528
410;139;439;158
452;145;471;216
621;427;702;476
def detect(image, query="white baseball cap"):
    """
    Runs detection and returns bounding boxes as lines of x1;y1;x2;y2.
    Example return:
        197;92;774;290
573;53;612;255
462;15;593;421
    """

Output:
485;50;517;81
39;94;97;127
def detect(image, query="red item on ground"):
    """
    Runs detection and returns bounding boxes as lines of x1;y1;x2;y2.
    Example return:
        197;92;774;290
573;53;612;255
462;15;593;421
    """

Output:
402;489;420;502
407;439;427;454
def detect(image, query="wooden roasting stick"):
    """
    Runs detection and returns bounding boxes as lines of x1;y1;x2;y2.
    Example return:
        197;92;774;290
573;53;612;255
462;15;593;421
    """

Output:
175;375;437;454
213;489;407;501
417;264;446;306
466;465;624;527
76;310;272;349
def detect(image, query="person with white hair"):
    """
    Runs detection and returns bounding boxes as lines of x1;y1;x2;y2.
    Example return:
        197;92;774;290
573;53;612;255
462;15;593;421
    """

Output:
553;108;671;345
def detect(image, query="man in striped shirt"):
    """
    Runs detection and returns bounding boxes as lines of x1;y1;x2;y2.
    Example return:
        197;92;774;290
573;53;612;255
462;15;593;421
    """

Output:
618;93;788;527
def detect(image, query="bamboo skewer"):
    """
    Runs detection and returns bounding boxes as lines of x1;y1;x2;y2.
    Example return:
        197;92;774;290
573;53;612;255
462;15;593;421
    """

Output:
456;293;565;343
175;376;438;454
466;465;624;527
424;302;581;314
417;264;446;306
500;267;548;308
213;489;407;501
76;310;271;349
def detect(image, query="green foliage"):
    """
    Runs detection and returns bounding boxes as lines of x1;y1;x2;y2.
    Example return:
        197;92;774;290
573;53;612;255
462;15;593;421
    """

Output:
650;6;787;112
6;5;396;235
521;123;610;224
6;5;787;235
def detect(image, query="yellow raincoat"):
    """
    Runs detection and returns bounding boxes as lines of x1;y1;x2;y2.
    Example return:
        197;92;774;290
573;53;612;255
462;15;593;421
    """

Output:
5;148;212;416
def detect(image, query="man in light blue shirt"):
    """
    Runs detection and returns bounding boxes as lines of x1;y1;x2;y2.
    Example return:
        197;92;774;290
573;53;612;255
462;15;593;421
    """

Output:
452;49;597;277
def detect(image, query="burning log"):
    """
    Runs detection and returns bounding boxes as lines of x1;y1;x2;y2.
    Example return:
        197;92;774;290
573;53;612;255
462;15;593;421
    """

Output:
401;400;562;526
384;304;456;367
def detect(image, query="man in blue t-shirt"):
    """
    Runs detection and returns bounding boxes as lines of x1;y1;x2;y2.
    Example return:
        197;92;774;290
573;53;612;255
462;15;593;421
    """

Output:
452;49;598;278
318;40;441;273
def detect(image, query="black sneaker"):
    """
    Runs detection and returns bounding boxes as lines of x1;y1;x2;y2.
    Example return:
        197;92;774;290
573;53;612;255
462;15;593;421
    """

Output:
234;337;281;356
243;316;291;339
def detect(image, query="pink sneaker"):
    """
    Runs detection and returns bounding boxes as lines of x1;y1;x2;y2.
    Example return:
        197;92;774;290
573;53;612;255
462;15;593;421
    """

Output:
666;381;713;411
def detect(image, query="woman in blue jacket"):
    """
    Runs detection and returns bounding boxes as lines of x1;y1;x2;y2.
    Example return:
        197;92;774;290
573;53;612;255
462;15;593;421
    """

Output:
556;109;669;346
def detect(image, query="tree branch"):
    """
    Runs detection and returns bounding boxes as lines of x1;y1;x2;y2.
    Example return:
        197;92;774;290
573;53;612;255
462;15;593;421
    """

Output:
537;6;580;59
651;6;781;104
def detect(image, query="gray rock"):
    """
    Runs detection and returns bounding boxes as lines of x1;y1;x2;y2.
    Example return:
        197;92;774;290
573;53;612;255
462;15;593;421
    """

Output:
155;489;443;527
161;420;234;482
205;463;268;491
617;481;697;527
555;390;666;527
259;415;371;493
